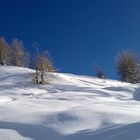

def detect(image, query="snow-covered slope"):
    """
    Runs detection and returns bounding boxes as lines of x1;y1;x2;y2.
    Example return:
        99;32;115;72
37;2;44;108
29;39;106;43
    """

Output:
0;66;140;140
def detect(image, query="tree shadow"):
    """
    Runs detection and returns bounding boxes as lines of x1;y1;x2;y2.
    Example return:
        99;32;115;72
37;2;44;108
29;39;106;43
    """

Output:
1;121;140;140
67;122;140;140
0;121;61;140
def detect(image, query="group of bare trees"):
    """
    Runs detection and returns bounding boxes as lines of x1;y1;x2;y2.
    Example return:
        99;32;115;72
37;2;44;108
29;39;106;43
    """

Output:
0;37;29;67
1;37;140;84
0;37;55;84
95;49;140;84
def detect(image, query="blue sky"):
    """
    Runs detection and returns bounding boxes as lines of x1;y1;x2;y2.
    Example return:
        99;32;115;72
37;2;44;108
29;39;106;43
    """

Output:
0;0;140;79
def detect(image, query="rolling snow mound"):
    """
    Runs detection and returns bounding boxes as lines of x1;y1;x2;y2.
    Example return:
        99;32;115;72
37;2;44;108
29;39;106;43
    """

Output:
0;66;139;140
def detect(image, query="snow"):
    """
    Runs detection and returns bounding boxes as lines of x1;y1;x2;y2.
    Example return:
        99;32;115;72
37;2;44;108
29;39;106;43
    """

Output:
0;96;13;103
0;66;140;139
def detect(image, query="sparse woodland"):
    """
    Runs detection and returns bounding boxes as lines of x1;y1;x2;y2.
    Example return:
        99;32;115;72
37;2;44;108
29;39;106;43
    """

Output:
0;37;140;84
0;37;55;84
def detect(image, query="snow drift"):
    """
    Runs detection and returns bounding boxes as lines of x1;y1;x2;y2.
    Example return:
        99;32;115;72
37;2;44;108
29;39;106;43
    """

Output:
0;66;140;140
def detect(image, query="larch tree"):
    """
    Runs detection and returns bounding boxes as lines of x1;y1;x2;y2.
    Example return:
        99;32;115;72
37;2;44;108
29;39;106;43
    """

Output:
0;37;9;65
95;64;105;79
32;43;55;84
37;52;55;84
116;49;140;84
9;38;29;67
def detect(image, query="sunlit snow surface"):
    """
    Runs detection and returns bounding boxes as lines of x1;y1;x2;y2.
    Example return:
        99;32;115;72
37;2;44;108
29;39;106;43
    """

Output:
0;66;140;140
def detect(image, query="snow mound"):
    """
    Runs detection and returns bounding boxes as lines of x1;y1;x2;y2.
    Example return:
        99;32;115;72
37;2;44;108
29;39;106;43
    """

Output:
0;129;32;140
0;66;139;140
0;96;14;103
133;84;140;101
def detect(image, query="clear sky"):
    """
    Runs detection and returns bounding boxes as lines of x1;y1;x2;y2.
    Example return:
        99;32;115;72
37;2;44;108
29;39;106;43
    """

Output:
0;0;140;79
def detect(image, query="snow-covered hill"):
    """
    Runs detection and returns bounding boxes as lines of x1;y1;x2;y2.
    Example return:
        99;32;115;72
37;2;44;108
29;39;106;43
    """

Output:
0;66;140;140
